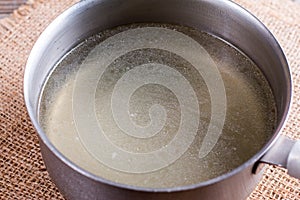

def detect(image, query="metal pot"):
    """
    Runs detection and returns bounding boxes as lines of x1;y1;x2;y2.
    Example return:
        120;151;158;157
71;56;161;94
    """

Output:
24;0;300;199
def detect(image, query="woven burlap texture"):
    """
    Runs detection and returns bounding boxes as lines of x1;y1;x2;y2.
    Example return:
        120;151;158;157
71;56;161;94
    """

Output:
0;0;299;199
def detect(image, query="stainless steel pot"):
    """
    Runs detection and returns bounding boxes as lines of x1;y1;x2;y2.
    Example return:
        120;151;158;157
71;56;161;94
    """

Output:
24;0;300;199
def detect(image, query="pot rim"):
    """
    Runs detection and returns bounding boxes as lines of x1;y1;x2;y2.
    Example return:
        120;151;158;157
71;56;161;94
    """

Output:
24;0;293;193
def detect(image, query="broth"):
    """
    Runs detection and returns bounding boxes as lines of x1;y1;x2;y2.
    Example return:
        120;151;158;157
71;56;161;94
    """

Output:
39;23;276;188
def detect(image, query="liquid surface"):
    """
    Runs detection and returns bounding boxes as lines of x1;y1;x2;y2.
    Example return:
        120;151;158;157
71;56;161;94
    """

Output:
39;23;276;188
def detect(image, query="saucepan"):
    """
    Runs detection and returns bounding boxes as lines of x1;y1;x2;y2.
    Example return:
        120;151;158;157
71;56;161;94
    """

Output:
24;0;300;199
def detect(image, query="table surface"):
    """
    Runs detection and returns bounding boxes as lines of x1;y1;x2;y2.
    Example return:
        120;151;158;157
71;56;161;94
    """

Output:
0;0;27;18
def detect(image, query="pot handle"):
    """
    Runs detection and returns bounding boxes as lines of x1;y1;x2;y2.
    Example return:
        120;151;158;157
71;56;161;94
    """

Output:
259;135;300;179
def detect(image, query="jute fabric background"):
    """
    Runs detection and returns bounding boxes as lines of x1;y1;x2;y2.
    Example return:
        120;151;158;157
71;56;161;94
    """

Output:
0;0;299;199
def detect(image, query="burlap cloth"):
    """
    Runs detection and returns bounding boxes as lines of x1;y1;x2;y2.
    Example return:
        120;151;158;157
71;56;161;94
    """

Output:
0;0;299;199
